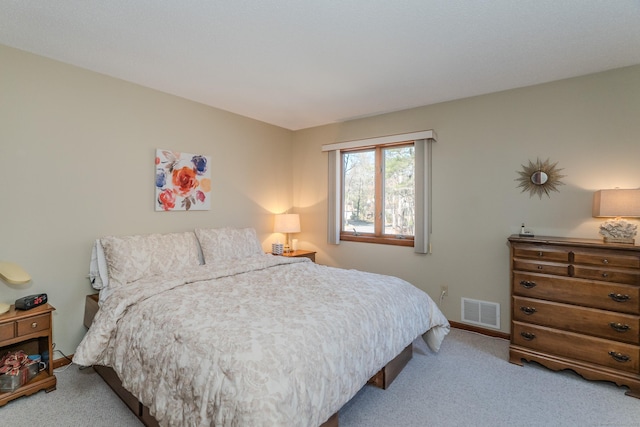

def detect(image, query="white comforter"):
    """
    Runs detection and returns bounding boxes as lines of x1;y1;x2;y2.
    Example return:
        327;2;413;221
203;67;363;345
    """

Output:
75;255;449;427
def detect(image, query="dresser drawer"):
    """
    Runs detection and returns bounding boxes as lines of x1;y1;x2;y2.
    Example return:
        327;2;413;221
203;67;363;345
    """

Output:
573;266;640;286
512;245;570;262
16;313;50;337
0;322;15;342
513;321;640;373
513;272;640;314
512;260;570;276
513;296;640;344
573;250;640;269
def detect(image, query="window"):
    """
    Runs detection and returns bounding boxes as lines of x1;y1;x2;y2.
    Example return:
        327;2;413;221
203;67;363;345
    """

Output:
342;143;415;246
323;130;436;253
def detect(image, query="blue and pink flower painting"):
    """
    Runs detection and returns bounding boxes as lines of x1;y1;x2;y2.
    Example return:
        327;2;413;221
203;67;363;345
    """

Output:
155;149;211;211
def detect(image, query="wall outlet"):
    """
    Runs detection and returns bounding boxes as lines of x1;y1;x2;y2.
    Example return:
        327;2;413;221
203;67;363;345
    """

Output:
438;285;449;305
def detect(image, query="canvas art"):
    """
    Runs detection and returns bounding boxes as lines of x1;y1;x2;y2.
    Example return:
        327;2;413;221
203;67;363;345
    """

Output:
155;149;211;211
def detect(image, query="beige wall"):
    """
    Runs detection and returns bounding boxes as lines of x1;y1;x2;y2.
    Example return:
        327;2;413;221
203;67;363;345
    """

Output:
292;65;640;332
3;42;639;356
0;45;294;354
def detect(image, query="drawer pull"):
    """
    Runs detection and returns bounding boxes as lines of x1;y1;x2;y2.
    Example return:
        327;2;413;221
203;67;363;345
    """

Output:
519;280;537;288
520;332;536;341
608;351;631;363
608;293;630;303
602;259;609;264
602;272;609;278
609;322;631;333
537;251;543;257
31;322;38;329
537;265;543;270
520;306;537;315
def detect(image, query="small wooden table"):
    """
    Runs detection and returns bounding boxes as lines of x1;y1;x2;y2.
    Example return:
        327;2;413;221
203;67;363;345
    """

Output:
272;249;316;262
0;303;57;406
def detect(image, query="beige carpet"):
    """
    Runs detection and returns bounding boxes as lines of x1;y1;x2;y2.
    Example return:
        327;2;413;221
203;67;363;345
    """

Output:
3;328;639;426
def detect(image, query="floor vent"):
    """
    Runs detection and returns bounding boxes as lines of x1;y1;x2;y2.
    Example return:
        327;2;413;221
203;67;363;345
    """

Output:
461;298;500;329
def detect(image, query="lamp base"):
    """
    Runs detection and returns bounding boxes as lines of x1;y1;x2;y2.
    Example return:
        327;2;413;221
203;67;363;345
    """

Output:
603;236;635;245
0;302;10;315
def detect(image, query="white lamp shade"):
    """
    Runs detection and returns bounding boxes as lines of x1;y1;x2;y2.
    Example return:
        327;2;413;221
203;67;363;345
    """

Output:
593;189;640;218
274;214;301;233
0;261;31;285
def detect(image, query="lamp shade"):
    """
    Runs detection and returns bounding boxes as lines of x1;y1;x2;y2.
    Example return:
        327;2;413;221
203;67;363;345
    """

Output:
274;214;301;233
0;261;31;285
592;189;640;218
0;261;31;314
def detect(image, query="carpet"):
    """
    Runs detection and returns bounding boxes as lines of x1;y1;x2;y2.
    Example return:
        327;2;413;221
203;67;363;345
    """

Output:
2;328;639;426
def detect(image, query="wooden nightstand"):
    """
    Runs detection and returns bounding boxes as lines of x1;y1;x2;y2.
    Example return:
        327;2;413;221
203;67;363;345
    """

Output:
0;303;57;406
84;294;99;329
275;250;316;262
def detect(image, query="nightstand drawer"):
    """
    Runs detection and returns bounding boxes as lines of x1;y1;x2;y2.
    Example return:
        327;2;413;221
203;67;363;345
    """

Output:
16;313;50;337
513;321;640;373
0;322;15;342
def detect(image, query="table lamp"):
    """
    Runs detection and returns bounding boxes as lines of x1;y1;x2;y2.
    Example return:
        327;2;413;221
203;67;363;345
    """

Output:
274;213;301;253
0;261;32;314
592;189;640;244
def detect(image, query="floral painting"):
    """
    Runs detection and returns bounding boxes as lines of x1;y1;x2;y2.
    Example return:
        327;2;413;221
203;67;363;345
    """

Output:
155;149;211;211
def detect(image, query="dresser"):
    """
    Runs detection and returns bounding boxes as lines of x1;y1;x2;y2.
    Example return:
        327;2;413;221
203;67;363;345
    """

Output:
508;235;640;398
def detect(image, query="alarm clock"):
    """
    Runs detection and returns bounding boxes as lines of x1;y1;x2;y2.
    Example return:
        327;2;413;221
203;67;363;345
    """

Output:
15;293;48;310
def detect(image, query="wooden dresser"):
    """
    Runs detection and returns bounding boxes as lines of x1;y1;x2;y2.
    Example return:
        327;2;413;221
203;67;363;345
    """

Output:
508;235;640;398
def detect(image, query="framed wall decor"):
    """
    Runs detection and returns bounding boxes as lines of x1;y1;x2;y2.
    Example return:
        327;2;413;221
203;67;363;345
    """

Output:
515;157;565;199
155;149;211;211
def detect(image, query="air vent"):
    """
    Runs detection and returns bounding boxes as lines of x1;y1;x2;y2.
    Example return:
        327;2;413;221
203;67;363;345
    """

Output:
461;298;500;329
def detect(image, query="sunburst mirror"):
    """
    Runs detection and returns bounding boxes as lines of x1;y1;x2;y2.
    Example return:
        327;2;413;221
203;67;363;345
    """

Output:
515;158;566;199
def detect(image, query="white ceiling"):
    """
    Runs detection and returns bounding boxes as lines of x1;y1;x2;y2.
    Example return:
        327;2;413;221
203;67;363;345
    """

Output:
1;1;639;130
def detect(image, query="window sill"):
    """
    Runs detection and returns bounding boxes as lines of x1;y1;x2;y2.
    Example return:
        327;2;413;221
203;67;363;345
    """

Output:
340;234;414;247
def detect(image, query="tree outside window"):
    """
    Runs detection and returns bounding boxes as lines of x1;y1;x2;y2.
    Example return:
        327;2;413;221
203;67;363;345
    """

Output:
341;143;414;245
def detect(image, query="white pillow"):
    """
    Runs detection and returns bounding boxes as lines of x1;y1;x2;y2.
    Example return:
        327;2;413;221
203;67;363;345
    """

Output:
89;240;109;290
100;232;201;288
195;227;263;264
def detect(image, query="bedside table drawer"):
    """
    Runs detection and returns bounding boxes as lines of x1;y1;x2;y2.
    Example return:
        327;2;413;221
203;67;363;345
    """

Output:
0;322;15;342
16;313;50;337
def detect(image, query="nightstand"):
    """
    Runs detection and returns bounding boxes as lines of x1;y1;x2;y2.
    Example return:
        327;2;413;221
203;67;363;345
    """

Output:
0;303;57;406
84;294;99;329
275;250;316;262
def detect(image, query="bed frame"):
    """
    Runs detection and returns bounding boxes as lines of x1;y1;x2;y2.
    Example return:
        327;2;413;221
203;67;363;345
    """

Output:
83;294;412;427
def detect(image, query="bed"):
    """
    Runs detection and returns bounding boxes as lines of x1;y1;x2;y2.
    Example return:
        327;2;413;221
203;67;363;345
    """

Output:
75;228;450;427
